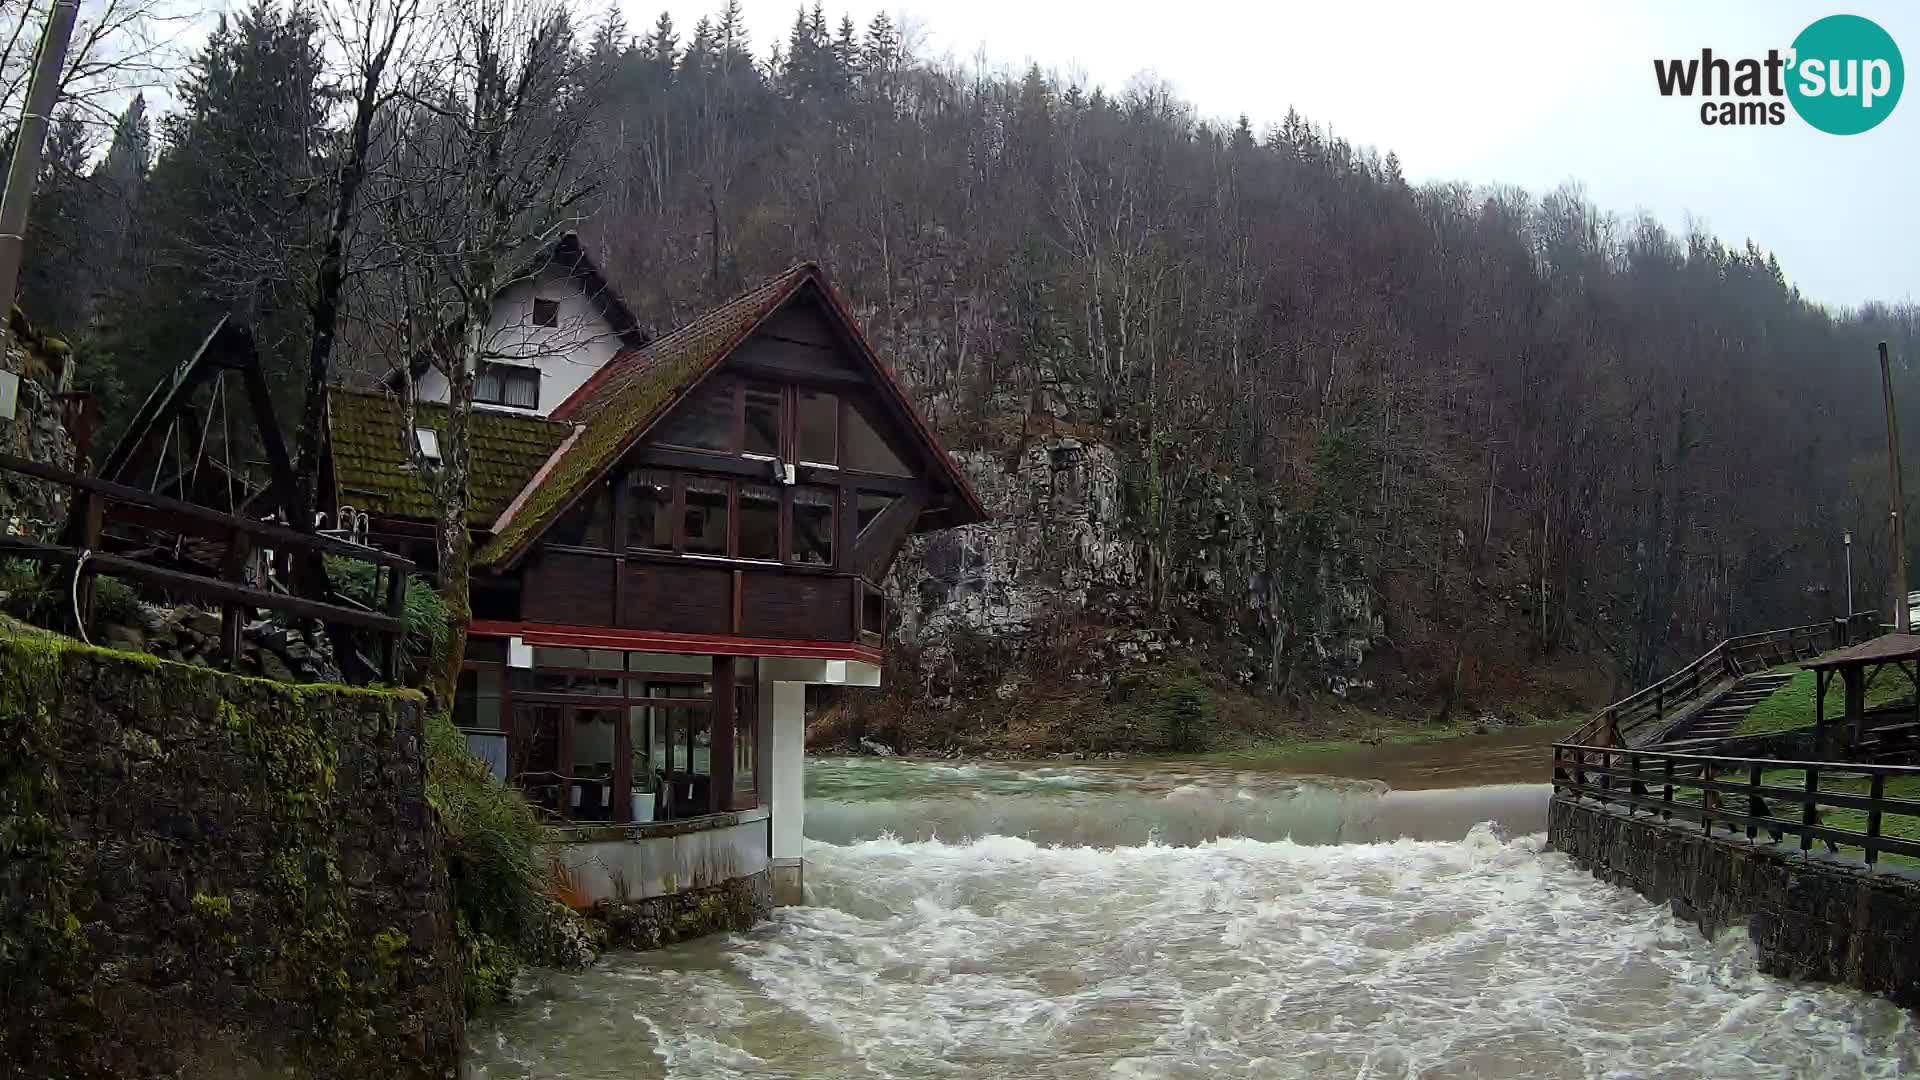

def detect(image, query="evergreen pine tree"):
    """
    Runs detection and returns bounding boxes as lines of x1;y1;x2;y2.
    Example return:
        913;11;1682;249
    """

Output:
1230;113;1255;154
15;111;92;334
644;11;678;76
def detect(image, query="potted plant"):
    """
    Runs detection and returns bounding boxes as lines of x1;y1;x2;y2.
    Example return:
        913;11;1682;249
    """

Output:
630;755;656;823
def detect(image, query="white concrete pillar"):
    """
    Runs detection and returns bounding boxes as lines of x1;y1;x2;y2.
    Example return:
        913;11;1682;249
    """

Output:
765;678;807;905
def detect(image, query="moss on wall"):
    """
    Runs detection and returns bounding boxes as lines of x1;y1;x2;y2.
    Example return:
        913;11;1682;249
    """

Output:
591;870;772;952
0;629;463;1078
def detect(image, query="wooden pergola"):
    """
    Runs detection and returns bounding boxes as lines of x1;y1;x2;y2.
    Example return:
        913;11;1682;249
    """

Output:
1803;633;1920;754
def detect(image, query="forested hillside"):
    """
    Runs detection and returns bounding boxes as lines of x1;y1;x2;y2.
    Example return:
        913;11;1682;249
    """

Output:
18;0;1920;741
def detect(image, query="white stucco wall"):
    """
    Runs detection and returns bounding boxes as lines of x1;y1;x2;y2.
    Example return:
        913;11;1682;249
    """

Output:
413;267;625;417
551;809;771;903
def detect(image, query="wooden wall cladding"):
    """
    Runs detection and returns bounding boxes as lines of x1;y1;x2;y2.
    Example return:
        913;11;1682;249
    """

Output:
741;570;851;641
526;546;856;643
620;561;732;635
522;551;614;626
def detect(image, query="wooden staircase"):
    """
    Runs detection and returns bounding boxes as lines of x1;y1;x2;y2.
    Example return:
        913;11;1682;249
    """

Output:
1565;612;1881;750
1657;669;1797;744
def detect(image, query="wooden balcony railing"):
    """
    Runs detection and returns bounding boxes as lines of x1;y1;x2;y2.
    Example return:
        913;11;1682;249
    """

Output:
1552;742;1920;866
0;450;414;681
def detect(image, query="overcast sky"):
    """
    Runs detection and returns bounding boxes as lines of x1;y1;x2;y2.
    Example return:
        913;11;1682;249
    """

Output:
628;0;1918;310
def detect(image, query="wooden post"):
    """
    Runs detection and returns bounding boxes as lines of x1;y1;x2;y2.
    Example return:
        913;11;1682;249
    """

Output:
1881;342;1909;633
219;527;252;670
1801;767;1820;852
1867;772;1886;866
383;562;406;682
1812;668;1827;753
1847;666;1867;750
710;654;735;813
73;490;102;632
613;695;632;825
1746;763;1763;840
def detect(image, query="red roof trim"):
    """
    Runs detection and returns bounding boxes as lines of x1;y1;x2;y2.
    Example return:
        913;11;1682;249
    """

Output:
470;619;884;664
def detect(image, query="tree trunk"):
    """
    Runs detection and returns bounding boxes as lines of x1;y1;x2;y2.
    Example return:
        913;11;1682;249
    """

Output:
431;297;487;710
288;42;398;542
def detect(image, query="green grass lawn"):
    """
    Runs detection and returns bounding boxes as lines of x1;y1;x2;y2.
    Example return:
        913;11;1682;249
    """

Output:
1734;666;1915;737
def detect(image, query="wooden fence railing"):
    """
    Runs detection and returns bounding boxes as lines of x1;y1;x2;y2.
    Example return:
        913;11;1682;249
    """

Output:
1552;742;1920;866
1566;612;1881;748
0;450;413;681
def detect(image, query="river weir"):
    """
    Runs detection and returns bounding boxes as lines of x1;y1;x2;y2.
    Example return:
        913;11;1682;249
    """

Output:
469;757;1920;1078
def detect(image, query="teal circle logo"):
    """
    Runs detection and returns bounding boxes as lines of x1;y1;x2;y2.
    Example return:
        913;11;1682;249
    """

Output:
1788;14;1903;135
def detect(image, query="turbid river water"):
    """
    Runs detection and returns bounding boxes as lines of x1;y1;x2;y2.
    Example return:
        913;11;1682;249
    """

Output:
469;732;1920;1079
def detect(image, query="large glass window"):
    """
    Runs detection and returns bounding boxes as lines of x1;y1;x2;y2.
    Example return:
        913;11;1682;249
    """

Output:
739;483;781;560
569;705;620;822
683;477;729;555
454;668;503;729
856;492;896;541
655;378;736;452
744;383;782;457
510;702;564;816
797;389;838;464
476;363;540;409
845;402;912;476
549;481;613;547
624;469;673;551
861;582;887;638
793;486;835;566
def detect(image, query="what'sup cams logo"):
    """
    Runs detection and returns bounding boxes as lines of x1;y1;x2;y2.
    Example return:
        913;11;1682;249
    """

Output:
1654;14;1903;134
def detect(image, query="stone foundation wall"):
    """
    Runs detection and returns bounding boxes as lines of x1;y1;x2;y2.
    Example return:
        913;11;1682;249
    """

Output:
1550;795;1920;1006
593;870;772;951
0;328;75;537
0;629;462;1078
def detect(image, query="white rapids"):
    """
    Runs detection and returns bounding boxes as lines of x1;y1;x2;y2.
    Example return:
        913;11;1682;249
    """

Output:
468;760;1920;1079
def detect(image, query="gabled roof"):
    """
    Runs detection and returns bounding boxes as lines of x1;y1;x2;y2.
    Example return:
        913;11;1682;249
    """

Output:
327;386;572;523
475;262;988;568
382;232;647;389
545;231;649;349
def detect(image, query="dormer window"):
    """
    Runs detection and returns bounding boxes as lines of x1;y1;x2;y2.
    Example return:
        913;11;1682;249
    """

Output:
531;297;560;327
475;363;540;410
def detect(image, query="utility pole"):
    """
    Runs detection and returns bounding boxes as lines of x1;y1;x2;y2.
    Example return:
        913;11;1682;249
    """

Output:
1881;341;1909;634
0;0;82;324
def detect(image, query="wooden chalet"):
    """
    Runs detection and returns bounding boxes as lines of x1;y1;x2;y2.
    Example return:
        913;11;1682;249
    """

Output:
321;259;985;907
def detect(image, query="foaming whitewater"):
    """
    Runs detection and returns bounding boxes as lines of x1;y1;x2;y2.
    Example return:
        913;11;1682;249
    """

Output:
468;760;1920;1079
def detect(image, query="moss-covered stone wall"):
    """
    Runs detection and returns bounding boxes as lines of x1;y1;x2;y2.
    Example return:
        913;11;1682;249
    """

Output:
592;870;771;952
0;630;462;1078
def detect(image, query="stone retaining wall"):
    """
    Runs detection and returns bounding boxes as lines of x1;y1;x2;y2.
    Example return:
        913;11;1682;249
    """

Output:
0;629;462;1078
593;869;772;951
1550;795;1920;1006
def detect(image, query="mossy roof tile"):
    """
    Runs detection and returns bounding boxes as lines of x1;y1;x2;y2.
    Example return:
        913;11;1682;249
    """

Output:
327;387;572;524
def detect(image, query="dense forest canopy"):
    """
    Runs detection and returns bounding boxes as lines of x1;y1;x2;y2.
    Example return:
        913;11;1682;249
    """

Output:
15;0;1920;701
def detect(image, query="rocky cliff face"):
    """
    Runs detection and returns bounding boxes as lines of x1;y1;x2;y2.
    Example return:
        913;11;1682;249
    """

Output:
896;438;1142;643
885;434;1383;715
